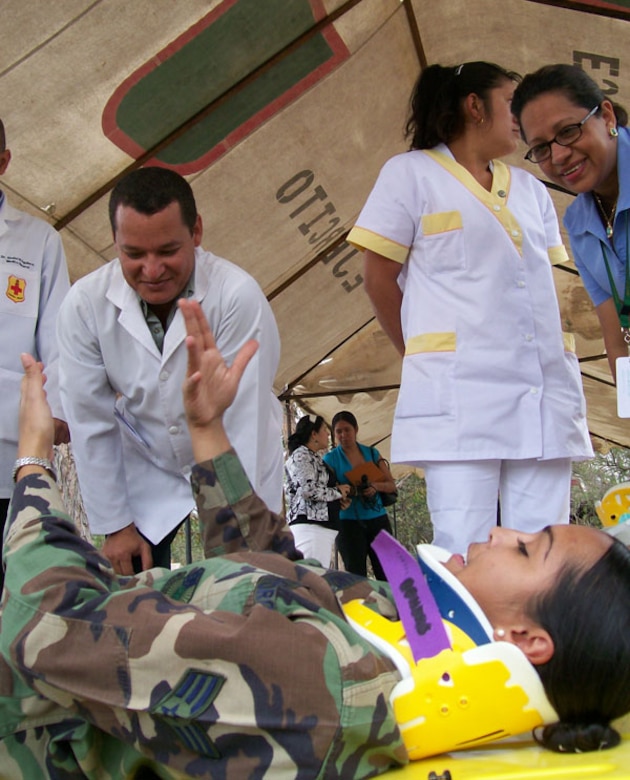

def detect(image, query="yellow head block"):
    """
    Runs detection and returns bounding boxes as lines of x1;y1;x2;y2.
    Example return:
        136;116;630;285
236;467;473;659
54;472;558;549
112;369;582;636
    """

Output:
392;643;556;759
595;482;630;527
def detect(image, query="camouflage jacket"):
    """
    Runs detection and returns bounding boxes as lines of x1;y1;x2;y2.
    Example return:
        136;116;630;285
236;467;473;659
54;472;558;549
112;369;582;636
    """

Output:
0;450;407;779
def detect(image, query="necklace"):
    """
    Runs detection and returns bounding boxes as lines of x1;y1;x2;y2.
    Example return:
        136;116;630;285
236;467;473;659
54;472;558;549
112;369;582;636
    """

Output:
593;192;618;239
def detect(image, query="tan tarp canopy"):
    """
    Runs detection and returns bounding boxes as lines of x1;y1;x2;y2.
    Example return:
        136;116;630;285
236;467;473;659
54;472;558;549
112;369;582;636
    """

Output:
2;0;629;462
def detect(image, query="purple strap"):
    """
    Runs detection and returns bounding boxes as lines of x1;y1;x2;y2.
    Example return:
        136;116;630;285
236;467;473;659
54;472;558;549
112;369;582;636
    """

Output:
371;530;451;662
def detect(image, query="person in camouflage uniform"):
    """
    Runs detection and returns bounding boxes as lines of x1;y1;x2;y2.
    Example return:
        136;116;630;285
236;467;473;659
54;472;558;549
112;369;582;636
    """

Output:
0;301;408;780
3;299;630;778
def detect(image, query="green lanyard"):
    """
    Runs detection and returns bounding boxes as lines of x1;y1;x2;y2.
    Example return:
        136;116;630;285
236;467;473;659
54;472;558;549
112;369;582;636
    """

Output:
601;213;630;346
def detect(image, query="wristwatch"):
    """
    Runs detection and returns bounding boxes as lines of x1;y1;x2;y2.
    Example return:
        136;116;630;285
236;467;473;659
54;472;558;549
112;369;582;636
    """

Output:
12;456;57;483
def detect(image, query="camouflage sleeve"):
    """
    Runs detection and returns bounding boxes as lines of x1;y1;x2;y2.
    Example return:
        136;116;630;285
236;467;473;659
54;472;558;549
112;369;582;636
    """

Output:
1;472;407;779
192;449;302;560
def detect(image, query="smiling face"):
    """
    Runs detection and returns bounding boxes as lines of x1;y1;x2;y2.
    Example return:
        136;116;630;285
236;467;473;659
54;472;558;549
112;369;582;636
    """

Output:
445;524;612;631
519;91;619;199
114;200;202;307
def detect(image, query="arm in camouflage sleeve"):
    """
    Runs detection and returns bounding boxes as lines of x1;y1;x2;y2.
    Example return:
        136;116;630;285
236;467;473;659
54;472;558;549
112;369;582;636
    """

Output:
3;470;404;778
192;450;301;558
2;349;405;779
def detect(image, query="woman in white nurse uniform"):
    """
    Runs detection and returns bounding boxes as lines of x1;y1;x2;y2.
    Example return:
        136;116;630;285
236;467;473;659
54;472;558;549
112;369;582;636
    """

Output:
349;62;592;553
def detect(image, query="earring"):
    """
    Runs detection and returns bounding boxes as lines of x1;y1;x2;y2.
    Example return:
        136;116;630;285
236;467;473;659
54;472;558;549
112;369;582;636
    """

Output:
495;628;506;639
610;126;619;138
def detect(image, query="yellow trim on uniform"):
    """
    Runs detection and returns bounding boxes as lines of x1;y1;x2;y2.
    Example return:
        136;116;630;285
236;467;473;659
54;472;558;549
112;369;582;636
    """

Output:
548;244;569;264
563;332;576;353
421;211;463;234
406;331;573;356
422;150;523;256
405;332;456;355
347;226;409;264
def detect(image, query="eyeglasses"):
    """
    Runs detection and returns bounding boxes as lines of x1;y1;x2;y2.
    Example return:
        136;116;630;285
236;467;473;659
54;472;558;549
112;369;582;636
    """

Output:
524;105;600;163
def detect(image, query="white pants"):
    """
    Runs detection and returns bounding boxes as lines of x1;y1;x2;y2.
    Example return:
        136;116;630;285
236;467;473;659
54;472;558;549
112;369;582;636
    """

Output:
422;458;573;554
290;524;338;568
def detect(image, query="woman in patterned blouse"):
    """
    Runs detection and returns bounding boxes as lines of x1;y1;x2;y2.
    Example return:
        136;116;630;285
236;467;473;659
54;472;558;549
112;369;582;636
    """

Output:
285;415;351;566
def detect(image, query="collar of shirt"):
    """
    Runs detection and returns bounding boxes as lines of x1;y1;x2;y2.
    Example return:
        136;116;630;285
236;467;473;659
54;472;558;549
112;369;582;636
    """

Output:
138;274;195;353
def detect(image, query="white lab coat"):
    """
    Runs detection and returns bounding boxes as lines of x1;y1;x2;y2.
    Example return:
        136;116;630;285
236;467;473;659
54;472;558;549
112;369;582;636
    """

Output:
57;247;283;543
0;196;69;497
348;147;592;465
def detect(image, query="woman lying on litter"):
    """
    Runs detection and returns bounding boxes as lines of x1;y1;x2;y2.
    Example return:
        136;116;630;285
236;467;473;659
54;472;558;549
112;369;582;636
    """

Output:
1;299;629;780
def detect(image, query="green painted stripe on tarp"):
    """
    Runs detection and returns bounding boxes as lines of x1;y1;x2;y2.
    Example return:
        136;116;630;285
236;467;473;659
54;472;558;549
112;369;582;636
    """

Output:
102;0;349;173
116;0;318;148
154;33;336;166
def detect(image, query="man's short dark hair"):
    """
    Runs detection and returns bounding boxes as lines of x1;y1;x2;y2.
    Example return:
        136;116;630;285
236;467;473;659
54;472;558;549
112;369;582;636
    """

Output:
109;167;198;234
0;120;6;153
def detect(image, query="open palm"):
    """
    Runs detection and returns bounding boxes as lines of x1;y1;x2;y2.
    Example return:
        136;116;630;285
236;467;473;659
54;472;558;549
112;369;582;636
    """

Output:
179;298;258;429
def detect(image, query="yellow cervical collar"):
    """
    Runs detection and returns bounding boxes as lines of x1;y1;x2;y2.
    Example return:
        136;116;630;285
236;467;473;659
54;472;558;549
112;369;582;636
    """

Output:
344;542;557;760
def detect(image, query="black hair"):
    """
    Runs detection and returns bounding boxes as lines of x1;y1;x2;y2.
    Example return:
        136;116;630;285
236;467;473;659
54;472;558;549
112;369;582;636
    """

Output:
330;410;358;445
109;167;198;235
405;61;521;150
512;63;628;132
0;119;6;152
287;415;326;454
528;539;630;753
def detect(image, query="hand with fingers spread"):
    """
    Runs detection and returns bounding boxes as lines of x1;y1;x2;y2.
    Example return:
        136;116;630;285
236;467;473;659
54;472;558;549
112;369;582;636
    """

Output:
179;298;258;462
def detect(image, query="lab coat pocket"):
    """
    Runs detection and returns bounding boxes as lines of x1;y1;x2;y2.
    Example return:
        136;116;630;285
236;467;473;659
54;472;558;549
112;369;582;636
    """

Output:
114;400;152;454
396;349;455;418
421;211;466;273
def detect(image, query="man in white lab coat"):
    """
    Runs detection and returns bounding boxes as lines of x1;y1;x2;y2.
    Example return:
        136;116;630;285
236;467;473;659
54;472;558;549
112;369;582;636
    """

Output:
0;118;70;589
57;167;282;574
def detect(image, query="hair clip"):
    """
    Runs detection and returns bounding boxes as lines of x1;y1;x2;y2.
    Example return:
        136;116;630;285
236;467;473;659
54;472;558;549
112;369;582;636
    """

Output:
454;64;464;76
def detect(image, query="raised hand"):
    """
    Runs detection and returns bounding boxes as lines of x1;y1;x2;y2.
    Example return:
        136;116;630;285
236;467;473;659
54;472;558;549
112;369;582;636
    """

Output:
18;353;54;462
179;298;258;461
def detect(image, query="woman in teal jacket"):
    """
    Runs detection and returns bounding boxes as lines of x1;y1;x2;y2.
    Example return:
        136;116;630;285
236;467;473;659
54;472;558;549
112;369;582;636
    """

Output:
324;410;397;579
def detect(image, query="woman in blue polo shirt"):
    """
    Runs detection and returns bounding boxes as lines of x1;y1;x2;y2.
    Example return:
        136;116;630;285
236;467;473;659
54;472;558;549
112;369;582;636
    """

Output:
513;63;629;381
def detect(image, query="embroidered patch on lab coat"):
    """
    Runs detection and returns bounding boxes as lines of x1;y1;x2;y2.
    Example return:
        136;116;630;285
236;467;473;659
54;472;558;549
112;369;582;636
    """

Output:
6;274;26;303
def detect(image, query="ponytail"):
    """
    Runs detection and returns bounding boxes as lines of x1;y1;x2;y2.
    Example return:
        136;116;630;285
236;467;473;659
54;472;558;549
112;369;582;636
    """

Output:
405;61;520;149
534;721;620;753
